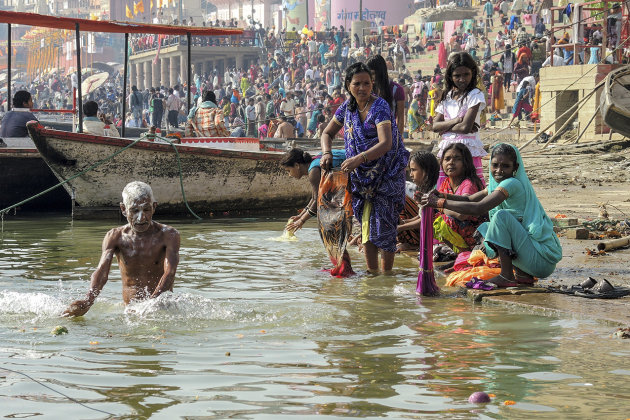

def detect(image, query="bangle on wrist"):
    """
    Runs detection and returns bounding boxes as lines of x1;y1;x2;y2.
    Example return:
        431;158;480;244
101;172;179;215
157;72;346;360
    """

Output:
361;151;368;162
437;198;446;211
322;151;332;156
307;207;317;217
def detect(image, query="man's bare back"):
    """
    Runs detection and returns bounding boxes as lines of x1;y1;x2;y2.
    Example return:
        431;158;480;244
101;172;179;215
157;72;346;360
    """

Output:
64;181;180;317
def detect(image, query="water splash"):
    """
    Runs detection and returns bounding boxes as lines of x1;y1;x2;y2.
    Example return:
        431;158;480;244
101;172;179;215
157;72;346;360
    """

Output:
0;290;66;317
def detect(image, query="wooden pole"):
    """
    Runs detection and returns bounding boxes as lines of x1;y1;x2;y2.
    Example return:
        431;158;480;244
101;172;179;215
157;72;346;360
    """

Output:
7;23;11;111
75;23;83;133
187;32;192;113
122;32;129;138
597;236;630;251
519;80;604;151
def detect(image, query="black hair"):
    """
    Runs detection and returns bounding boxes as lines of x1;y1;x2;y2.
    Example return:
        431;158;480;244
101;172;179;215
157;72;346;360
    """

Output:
440;51;479;105
83;100;99;117
441;143;484;191
203;90;216;103
12;90;31;108
411;151;440;193
280;147;313;167
491;143;519;173
365;55;394;111
343;62;372;112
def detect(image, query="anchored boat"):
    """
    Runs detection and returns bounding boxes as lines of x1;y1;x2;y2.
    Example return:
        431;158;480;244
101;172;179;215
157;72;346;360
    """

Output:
0;138;70;211
601;65;630;138
27;122;310;215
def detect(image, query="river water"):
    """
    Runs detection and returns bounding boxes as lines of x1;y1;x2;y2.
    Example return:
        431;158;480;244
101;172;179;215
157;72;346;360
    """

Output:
1;216;629;419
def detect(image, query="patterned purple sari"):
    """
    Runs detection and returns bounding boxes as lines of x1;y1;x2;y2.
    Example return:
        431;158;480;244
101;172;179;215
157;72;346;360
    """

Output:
333;96;410;253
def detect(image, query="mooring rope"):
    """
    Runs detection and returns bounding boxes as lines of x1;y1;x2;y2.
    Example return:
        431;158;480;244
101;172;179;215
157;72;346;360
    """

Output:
0;132;202;225
0;366;116;416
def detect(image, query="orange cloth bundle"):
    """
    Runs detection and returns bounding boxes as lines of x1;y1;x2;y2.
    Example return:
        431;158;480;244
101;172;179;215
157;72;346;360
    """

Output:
445;250;501;287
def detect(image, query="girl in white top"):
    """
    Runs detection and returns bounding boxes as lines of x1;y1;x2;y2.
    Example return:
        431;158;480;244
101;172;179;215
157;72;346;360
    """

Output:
431;51;487;187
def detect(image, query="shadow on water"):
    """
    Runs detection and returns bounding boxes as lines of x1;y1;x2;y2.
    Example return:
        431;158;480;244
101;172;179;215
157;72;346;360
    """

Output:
0;217;629;418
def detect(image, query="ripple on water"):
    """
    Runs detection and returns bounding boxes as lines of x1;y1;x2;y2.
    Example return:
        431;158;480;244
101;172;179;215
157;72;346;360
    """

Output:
518;371;582;381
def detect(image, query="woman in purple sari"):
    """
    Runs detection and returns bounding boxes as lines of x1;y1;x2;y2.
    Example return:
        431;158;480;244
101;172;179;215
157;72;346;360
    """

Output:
320;62;410;273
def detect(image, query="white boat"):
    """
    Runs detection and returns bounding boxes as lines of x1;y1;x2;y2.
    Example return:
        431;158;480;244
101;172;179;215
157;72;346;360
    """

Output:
27;122;310;215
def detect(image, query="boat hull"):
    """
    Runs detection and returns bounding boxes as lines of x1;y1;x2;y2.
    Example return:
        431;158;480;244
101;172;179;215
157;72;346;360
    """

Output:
27;122;311;215
0;147;71;211
601;66;630;138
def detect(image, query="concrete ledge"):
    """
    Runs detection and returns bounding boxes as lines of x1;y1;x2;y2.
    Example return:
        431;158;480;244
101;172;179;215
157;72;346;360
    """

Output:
472;288;630;326
465;286;548;302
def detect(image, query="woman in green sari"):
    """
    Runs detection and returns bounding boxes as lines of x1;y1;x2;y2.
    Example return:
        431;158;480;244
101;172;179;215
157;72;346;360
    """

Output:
421;143;562;287
407;94;425;139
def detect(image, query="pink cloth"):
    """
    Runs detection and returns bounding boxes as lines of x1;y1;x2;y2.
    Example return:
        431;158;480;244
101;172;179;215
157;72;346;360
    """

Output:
443;20;462;45
454;251;473;271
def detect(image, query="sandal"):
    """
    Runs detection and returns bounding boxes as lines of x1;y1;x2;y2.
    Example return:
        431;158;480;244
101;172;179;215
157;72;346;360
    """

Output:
556;277;597;294
574;279;630;299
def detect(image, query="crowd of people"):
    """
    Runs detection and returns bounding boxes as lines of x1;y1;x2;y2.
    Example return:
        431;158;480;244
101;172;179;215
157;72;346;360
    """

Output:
3;0;628;139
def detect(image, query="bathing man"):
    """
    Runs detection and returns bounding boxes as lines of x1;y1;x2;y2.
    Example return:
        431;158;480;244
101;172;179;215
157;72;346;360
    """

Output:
64;181;180;317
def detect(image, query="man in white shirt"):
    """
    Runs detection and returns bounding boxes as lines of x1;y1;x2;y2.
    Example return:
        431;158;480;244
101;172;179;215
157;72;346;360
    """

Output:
245;98;256;136
511;0;524;15
542;51;565;67
308;38;317;61
279;92;296;116
305;67;314;81
166;88;182;129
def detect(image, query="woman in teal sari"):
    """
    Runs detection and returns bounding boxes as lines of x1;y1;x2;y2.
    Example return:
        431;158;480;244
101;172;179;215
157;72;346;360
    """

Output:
421;143;562;287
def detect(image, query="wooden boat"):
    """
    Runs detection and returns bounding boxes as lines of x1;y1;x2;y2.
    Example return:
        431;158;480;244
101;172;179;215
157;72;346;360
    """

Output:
0;139;70;211
601;65;630;138
27;122;311;215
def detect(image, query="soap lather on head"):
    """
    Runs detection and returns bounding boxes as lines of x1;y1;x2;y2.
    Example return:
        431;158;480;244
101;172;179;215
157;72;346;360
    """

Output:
121;181;156;208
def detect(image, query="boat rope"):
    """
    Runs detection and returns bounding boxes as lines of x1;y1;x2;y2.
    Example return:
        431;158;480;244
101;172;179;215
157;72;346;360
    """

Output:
0;137;143;225
0;366;116;416
0;133;202;225
151;134;202;221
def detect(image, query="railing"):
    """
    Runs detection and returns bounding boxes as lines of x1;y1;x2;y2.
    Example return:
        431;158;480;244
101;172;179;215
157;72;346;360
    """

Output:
129;30;264;55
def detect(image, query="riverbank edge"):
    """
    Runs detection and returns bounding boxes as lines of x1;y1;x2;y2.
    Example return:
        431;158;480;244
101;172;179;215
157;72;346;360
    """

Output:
466;288;630;327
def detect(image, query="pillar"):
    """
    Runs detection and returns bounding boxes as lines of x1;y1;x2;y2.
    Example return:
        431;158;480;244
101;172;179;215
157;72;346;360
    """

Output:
235;54;244;70
160;56;169;88
144;61;152;90
152;58;161;88
263;0;272;29
169;55;178;88
136;62;144;90
129;62;137;89
180;53;187;88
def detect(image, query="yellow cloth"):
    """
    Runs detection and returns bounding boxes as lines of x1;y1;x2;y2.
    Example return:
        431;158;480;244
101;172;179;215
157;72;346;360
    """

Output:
428;89;437;117
362;201;372;244
433;217;469;253
532;82;541;116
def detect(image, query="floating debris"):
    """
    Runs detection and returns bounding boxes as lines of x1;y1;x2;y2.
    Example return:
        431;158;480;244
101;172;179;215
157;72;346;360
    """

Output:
51;325;68;336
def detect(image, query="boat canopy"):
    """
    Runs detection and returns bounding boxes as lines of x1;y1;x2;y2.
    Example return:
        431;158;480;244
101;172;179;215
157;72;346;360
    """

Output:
0;10;243;36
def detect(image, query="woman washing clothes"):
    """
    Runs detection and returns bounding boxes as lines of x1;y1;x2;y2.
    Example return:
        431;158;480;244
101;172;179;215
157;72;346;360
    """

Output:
282;148;346;232
421;143;562;287
281;148;353;276
320;62;409;273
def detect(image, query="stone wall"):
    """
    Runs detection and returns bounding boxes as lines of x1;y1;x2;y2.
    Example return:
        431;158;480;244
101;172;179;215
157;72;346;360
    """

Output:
539;64;621;139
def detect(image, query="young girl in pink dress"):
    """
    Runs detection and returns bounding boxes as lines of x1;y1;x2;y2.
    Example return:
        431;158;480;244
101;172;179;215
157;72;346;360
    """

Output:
431;52;487;188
